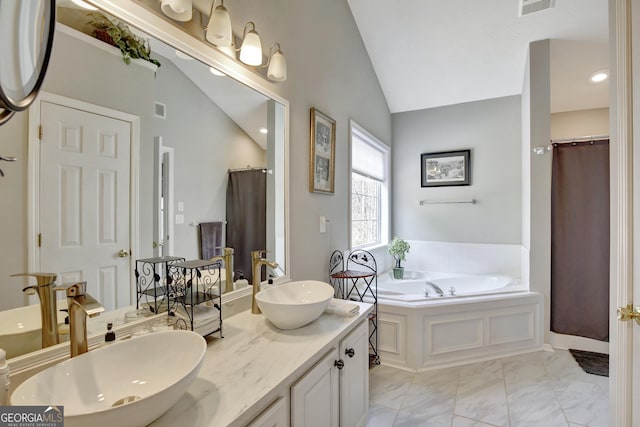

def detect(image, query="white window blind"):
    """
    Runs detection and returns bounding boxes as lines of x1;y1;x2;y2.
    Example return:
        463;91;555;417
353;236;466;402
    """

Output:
352;131;385;181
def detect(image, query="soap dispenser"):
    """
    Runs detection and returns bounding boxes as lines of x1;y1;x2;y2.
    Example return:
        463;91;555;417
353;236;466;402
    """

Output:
233;271;249;290
58;309;70;342
104;323;116;345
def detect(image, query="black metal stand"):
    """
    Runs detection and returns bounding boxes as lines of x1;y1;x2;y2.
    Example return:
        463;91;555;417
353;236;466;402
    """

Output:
330;249;379;365
135;256;185;314
167;259;223;338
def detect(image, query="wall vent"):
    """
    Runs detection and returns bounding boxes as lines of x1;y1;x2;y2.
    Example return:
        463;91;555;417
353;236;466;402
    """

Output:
518;0;556;16
154;101;167;119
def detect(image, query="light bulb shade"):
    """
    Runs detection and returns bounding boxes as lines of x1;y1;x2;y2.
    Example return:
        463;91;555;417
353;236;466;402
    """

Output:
239;28;263;66
267;50;287;81
206;4;232;46
161;0;192;21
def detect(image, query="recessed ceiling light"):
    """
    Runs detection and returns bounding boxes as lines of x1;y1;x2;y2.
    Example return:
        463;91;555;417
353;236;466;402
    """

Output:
259;128;268;134
209;67;225;76
590;70;608;83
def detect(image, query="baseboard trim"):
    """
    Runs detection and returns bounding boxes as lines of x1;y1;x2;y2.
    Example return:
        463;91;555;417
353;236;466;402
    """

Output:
550;332;609;354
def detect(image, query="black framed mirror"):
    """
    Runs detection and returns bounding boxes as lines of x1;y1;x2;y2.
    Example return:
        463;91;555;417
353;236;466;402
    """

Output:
0;0;56;117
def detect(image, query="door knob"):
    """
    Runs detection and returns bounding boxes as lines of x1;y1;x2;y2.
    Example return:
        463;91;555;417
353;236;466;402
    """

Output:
334;359;344;370
345;348;355;358
118;249;129;258
617;304;640;325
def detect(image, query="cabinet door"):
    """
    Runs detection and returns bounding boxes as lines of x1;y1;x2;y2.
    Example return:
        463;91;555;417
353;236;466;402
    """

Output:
339;320;369;427
248;395;289;427
291;348;339;427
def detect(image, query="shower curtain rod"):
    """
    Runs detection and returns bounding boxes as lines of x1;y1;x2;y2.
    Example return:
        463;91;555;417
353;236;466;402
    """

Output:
550;135;609;144
228;166;272;174
534;135;610;155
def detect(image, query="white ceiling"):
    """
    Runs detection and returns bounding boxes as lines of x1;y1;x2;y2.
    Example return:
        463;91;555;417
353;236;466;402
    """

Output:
346;0;609;114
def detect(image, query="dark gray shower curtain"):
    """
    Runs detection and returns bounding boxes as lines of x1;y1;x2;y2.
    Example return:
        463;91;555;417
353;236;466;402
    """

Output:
550;139;609;341
226;169;266;283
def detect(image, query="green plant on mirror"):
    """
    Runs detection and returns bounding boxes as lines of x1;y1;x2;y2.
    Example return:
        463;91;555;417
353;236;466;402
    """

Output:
388;237;410;279
89;13;161;67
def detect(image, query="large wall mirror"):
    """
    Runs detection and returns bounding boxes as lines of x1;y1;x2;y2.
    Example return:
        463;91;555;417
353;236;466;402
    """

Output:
0;0;289;359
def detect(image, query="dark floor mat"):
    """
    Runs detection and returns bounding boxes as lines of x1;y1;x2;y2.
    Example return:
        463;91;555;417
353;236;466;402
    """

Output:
569;349;609;377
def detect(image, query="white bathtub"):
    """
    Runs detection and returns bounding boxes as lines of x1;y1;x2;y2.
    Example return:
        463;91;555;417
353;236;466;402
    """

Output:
371;270;543;371
375;270;528;303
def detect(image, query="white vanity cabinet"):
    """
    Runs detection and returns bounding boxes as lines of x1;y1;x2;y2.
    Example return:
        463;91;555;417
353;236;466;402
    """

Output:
147;301;373;426
338;320;369;427
291;348;340;427
290;320;369;427
248;395;289;427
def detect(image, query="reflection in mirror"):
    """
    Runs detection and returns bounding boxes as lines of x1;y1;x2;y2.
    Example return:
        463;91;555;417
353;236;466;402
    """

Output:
0;4;287;359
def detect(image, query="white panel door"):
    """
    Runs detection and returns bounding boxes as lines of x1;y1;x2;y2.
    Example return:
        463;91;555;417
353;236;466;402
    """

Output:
291;348;339;427
39;101;132;311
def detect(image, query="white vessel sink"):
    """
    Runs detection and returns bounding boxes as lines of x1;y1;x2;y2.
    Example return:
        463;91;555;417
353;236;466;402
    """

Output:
255;280;334;329
11;330;206;427
0;300;67;358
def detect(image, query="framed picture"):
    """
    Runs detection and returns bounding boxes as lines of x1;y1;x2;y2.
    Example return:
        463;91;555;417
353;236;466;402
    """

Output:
420;149;471;187
309;108;336;194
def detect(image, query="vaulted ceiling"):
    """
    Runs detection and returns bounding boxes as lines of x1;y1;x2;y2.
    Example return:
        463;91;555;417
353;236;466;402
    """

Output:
346;0;609;114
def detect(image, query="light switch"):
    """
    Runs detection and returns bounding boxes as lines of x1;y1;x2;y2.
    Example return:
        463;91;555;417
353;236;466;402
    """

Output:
320;216;326;233
175;214;184;224
177;201;184;212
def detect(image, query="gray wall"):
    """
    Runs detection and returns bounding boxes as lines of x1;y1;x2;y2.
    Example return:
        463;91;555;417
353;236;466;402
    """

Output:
391;95;522;244
227;0;393;281
152;54;265;259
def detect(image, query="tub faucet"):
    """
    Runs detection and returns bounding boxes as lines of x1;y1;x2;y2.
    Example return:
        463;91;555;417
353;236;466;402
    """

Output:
54;282;104;357
11;273;60;349
425;281;444;297
251;250;279;314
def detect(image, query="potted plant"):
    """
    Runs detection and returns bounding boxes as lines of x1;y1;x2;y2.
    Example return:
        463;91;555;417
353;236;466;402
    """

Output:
388;237;410;279
89;13;161;67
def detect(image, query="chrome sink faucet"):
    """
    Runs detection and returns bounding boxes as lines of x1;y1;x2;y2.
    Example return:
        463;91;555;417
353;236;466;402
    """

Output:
55;282;104;357
11;273;60;349
251;250;278;314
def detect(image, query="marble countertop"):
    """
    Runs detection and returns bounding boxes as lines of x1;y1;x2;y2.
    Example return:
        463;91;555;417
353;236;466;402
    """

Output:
150;301;373;427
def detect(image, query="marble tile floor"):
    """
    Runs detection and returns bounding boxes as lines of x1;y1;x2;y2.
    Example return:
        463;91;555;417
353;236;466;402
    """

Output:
366;349;609;427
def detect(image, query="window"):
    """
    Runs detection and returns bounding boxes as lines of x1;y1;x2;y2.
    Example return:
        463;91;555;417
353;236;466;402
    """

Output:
350;121;389;248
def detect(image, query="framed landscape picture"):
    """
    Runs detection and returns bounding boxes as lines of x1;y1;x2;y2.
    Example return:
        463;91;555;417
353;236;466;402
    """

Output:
420;149;471;187
309;108;336;194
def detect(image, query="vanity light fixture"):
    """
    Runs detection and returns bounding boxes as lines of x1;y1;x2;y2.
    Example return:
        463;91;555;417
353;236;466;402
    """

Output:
266;43;287;82
206;0;233;46
239;22;263;66
161;0;193;22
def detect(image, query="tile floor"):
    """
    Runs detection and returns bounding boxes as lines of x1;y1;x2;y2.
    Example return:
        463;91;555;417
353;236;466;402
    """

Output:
366;350;609;427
